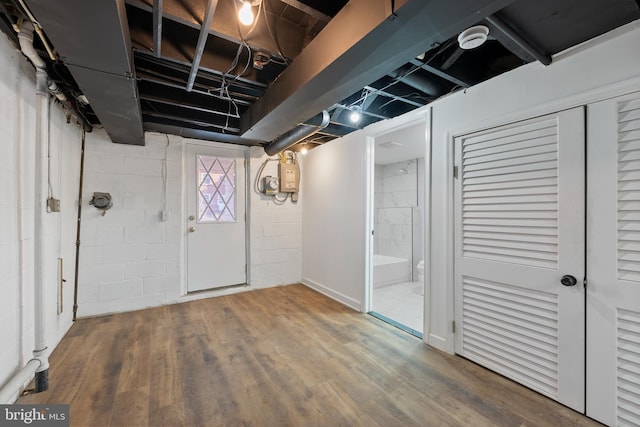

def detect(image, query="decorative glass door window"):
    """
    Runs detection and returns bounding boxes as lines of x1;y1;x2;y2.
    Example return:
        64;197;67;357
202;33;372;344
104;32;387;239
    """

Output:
196;154;236;223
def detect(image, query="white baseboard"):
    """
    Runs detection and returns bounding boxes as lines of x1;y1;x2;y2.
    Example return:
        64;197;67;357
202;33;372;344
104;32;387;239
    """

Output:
301;278;362;312
427;333;450;353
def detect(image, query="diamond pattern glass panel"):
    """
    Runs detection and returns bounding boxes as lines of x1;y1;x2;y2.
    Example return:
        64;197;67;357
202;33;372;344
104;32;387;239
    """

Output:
196;155;237;223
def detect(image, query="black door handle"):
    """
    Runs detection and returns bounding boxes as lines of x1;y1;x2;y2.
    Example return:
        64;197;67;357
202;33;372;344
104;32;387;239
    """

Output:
561;275;578;287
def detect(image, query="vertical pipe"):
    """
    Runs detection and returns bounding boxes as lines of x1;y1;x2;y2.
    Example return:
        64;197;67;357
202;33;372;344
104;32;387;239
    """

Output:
33;68;49;392
73;129;86;321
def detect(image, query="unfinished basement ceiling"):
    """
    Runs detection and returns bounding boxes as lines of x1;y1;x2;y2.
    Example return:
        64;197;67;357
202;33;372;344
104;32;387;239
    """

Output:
0;0;638;151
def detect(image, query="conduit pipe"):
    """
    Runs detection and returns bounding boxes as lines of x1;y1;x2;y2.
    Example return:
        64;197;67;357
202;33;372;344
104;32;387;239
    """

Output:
0;360;41;404
19;20;49;393
17;22;45;69
264;110;330;156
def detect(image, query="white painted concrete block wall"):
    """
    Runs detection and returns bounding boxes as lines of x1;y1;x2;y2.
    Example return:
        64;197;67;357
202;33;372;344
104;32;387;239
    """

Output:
0;32;81;392
248;147;302;288
77;131;183;316
75;139;303;316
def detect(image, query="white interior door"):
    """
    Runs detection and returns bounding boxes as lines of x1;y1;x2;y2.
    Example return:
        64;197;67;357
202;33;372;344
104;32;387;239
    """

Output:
587;92;640;426
453;108;585;411
186;143;246;292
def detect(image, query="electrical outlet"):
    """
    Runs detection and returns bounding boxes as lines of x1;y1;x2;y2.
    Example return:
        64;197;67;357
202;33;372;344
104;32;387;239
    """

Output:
161;210;171;221
47;197;61;212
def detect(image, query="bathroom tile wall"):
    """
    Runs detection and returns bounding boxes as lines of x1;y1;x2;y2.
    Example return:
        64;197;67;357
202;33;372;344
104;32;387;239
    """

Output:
374;160;418;269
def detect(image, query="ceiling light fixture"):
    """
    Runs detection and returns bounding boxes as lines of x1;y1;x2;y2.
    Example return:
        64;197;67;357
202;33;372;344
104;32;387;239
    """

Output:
238;1;255;26
458;25;489;50
300;146;308;155
349;105;362;123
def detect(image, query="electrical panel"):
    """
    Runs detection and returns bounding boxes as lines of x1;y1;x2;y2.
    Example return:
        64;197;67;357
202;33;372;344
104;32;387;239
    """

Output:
278;162;299;193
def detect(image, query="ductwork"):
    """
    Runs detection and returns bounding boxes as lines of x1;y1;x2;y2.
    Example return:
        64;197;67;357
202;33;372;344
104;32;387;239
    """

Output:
264;110;330;156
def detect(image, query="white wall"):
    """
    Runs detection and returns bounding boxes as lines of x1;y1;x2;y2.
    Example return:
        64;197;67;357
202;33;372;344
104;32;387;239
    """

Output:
77;131;183;316
428;20;640;351
248;147;302;288
75;136;303;317
0;32;81;397
301;20;640;351
301;130;369;310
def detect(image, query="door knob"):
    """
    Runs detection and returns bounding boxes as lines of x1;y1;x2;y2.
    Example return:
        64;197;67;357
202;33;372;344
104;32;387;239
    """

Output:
189;215;195;221
560;275;577;287
188;227;196;233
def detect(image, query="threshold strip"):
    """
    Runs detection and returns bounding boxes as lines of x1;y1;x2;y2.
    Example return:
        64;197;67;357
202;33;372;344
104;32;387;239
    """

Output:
368;311;423;339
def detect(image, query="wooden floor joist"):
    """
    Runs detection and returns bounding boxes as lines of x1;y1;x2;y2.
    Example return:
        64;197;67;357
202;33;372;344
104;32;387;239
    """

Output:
19;284;599;426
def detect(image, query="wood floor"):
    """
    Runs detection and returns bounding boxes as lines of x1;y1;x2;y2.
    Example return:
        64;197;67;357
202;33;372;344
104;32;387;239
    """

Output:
19;284;600;426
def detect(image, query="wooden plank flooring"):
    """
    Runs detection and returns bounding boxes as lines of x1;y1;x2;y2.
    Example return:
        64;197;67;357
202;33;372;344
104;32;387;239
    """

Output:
19;284;601;426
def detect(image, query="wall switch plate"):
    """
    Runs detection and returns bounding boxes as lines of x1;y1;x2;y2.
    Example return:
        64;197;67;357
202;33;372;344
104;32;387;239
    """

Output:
161;210;171;221
47;197;61;212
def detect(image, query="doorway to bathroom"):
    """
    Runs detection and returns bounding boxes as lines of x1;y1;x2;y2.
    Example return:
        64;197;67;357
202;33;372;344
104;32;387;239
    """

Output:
368;120;427;338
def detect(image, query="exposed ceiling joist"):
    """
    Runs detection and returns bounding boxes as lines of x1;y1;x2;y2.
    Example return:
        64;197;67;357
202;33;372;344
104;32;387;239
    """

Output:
25;0;144;145
144;122;264;146
186;0;218;91
153;0;162;56
239;0;516;142
485;14;552;66
363;86;424;108
408;59;470;88
279;0;330;23
143;110;239;132
125;0;305;59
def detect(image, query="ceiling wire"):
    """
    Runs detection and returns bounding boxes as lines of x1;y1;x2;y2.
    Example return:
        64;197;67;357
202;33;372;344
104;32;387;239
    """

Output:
261;0;288;63
209;0;266;133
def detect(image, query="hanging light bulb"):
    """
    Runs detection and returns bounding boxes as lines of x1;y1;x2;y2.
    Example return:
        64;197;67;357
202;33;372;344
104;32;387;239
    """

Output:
349;106;362;124
238;1;254;26
300;146;308;155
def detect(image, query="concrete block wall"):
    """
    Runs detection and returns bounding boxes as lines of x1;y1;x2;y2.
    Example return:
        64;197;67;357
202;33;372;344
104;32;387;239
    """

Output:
77;131;183;316
248;147;302;288
75;140;303;317
0;31;82;396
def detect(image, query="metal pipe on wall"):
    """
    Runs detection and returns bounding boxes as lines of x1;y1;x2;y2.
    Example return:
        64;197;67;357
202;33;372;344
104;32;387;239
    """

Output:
32;64;49;393
72;129;86;321
0;360;41;404
18;19;49;393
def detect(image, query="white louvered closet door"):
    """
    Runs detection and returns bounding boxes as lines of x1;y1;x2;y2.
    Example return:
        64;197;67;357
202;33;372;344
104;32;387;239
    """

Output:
453;108;585;412
587;93;640;426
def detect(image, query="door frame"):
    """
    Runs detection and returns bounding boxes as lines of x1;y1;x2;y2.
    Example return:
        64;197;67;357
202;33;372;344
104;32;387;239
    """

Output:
182;140;249;296
441;76;640;354
451;108;586;411
363;109;431;337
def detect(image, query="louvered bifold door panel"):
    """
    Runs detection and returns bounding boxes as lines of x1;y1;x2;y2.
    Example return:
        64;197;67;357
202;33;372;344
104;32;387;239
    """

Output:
617;309;640;427
461;117;559;269
587;93;640;426
455;108;585;412
618;96;640;282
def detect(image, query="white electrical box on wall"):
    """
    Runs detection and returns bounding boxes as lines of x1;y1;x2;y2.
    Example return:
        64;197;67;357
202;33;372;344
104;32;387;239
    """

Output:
279;162;299;192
